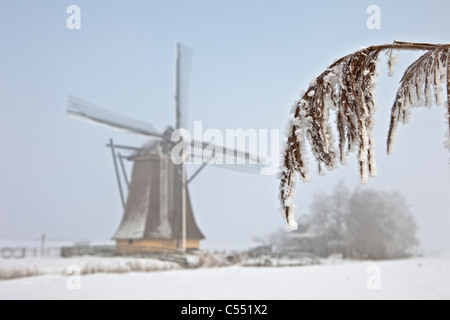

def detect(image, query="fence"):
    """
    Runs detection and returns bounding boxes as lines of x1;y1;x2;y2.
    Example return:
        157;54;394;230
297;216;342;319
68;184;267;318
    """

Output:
0;245;115;259
0;247;61;259
60;245;115;258
242;247;321;267
0;244;187;261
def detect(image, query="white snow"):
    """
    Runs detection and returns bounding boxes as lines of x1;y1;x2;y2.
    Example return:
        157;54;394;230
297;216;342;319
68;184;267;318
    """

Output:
0;256;180;280
1;255;449;300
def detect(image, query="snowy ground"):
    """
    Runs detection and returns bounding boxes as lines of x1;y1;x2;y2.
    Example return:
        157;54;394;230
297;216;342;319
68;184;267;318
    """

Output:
0;256;181;280
0;255;449;300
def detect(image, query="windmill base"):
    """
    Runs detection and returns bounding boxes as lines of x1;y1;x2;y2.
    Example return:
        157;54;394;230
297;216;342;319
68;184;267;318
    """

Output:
115;239;200;255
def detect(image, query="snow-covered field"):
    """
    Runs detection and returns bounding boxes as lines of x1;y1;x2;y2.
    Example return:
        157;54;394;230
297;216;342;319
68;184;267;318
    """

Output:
1;255;449;300
0;256;181;280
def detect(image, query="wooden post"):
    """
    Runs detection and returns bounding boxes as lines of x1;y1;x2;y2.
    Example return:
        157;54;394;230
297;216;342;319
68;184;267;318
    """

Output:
175;42;181;130
41;234;45;257
181;161;187;252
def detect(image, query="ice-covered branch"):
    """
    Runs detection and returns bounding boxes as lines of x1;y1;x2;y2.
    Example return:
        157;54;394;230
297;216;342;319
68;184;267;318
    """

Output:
280;41;450;229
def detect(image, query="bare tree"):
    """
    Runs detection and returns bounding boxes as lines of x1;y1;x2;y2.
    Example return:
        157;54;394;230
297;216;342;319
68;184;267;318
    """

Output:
307;182;350;257
310;182;349;251
279;41;450;229
346;189;419;260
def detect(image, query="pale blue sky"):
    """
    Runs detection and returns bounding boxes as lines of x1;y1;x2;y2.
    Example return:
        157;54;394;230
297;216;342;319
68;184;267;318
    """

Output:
0;0;449;250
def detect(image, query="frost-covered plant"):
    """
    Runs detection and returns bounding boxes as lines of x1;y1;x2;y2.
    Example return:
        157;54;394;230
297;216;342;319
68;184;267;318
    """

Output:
280;41;450;231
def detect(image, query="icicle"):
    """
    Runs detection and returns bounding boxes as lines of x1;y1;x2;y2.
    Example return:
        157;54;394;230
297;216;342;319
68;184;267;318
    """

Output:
359;160;369;185
368;133;378;177
279;166;298;232
387;49;398;77
425;57;436;108
416;74;425;106
284;117;294;138
434;50;447;106
358;122;370;183
294;127;312;182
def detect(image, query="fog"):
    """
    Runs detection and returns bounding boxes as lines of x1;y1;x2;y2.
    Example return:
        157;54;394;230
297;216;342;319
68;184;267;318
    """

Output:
0;0;449;252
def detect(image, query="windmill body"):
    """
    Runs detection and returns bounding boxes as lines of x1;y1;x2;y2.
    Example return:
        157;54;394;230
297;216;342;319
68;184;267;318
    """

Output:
113;139;204;254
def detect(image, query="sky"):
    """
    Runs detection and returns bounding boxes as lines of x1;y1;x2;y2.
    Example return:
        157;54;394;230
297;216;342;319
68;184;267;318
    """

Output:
0;0;449;251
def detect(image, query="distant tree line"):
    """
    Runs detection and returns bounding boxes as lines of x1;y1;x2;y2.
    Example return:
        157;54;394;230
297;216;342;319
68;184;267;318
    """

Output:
265;183;419;260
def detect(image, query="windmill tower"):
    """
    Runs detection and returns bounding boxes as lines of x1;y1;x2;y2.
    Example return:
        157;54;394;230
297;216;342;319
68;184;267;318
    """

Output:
67;43;265;254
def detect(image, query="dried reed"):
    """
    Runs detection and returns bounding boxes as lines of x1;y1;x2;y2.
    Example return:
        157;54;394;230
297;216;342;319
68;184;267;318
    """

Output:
280;41;450;230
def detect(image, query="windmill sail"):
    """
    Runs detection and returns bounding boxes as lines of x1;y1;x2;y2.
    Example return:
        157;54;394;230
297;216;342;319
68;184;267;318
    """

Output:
67;95;162;140
187;138;268;175
175;43;192;130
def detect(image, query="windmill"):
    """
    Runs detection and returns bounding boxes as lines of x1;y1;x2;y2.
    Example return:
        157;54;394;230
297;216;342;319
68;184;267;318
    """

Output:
67;43;265;254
